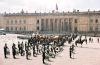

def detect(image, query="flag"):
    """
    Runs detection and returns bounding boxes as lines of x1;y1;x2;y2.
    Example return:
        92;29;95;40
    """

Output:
56;3;58;10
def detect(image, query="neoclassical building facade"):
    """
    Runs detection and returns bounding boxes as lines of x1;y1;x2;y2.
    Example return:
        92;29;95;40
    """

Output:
0;10;100;34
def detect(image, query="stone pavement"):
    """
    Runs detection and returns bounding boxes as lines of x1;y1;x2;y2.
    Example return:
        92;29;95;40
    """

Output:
0;34;100;65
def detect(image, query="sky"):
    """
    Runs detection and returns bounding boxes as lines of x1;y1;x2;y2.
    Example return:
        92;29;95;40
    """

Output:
0;0;100;13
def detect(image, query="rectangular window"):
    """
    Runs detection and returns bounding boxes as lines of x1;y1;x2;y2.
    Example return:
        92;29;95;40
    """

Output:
15;20;17;24
74;27;78;32
11;27;13;31
24;20;26;24
95;26;98;31
11;20;13;24
15;27;17;31
19;20;22;24
90;19;93;23
41;19;44;31
95;19;98;23
50;19;53;32
7;20;9;24
19;27;22;31
37;19;39;24
24;26;26;31
6;27;9;31
75;19;77;23
90;26;93;32
37;26;39;31
46;19;48;31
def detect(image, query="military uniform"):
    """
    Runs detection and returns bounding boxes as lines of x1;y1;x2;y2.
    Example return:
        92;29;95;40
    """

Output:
12;44;17;59
4;44;8;58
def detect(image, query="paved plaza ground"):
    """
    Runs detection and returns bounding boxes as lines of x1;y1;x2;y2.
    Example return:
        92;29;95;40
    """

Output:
0;34;100;65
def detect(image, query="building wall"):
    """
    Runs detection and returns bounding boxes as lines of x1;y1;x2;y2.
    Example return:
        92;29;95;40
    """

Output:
0;12;100;34
0;15;5;29
4;15;37;33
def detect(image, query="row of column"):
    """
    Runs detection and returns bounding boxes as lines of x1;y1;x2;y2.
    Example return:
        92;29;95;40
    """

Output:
40;18;72;33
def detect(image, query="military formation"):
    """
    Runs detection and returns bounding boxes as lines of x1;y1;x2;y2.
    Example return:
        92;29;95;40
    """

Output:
3;34;68;63
4;34;99;64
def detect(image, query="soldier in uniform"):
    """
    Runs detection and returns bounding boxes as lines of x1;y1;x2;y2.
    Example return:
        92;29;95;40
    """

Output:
97;38;99;43
12;43;17;59
36;43;39;54
33;45;36;57
20;43;24;56
25;42;27;51
69;46;72;58
4;43;9;58
42;51;45;64
42;44;46;64
26;46;30;60
18;42;21;53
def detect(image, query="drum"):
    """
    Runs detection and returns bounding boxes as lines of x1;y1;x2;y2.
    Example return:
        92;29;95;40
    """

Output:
55;47;59;52
22;50;25;56
6;48;10;55
28;51;31;57
16;49;19;56
45;53;49;59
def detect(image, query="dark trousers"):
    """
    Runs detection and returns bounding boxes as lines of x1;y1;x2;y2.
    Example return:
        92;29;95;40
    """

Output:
4;53;7;58
70;51;72;58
